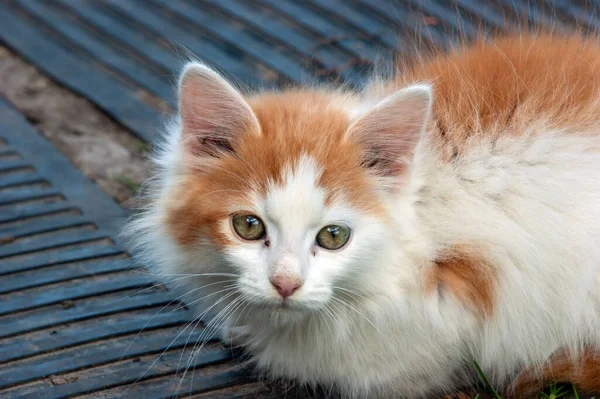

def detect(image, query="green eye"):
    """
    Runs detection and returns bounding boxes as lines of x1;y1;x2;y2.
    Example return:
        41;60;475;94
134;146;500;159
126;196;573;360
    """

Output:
316;225;351;250
232;215;266;241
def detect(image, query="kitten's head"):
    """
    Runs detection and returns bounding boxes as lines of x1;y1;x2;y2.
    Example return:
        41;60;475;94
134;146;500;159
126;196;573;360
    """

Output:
150;63;432;321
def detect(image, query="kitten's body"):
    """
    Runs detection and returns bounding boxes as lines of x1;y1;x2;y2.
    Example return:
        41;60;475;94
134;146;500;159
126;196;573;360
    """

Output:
127;34;600;397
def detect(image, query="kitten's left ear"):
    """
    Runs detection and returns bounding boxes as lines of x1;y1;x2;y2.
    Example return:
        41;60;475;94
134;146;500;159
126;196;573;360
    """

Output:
347;85;432;178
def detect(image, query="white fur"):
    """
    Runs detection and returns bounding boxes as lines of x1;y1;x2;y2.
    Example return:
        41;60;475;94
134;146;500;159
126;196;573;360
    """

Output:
125;70;600;398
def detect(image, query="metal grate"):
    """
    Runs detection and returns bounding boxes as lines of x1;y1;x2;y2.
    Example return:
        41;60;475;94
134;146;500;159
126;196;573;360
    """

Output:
0;98;267;398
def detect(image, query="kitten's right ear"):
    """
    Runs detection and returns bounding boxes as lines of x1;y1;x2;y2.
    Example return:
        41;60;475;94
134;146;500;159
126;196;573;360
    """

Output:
178;63;259;165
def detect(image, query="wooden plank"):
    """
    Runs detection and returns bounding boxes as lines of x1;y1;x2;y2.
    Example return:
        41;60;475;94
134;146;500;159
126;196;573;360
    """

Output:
103;0;271;87
0;6;161;142
0;243;123;276
0;98;126;232
402;0;478;38
0;215;90;241
552;0;600;32
0;290;176;338
0;186;57;206
14;0;175;104
0;201;75;224
495;0;558;29
0;174;45;190
0;307;191;363
0;229;111;259
150;0;312;83
258;0;383;59
8;353;247;399
75;370;253;399
0;270;148;316
453;0;515;32
54;0;182;81
0;326;225;389
0;257;132;295
203;0;350;67
0;159;31;173
305;0;400;49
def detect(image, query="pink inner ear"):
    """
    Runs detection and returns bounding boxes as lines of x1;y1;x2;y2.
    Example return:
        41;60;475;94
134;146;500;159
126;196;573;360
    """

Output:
348;85;432;177
178;64;259;163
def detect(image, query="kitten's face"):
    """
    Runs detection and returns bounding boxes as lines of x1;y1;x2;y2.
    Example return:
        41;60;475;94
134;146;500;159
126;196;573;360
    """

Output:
213;154;388;314
161;64;431;320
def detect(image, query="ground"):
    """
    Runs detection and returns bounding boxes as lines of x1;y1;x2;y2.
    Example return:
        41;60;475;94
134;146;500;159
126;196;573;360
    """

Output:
0;45;150;208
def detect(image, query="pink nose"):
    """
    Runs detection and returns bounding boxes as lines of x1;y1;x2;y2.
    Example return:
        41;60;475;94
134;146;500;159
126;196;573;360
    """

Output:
271;278;301;298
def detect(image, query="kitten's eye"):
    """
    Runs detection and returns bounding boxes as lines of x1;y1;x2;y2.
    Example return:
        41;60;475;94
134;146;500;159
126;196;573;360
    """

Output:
316;225;351;250
232;215;265;241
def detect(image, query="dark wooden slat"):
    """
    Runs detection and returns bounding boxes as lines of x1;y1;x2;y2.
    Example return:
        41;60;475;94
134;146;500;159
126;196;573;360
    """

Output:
0;148;20;158
0;173;44;190
403;0;478;38
0;257;132;295
0;6;161;142
0;270;149;317
0;242;122;276
151;0;311;83
0;307;192;363
9;352;244;399
0;200;73;223
54;0;181;82
102;0;268;86
187;384;273;399
0;98;126;232
201;0;367;83
495;0;557;29
354;1;449;50
304;0;399;49
0;159;31;173
0;186;57;206
552;0;600;31
0;215;89;241
14;0;174;104
258;0;382;59
73;370;251;399
0;290;175;338
0;326;223;389
0;229;110;258
453;0;515;31
203;0;350;68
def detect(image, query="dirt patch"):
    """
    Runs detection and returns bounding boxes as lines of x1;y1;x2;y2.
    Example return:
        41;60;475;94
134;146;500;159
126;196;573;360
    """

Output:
0;45;155;208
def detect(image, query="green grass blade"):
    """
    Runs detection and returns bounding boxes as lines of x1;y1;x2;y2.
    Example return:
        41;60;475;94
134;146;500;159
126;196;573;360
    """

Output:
473;360;503;399
572;384;580;399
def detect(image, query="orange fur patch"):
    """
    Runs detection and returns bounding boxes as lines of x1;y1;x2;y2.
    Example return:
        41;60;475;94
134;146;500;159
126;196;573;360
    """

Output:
511;348;600;396
425;245;496;317
397;34;600;161
166;91;383;249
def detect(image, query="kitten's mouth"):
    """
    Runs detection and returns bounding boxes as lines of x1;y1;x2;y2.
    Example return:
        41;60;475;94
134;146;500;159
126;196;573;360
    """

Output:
277;300;300;311
273;300;299;311
256;299;307;313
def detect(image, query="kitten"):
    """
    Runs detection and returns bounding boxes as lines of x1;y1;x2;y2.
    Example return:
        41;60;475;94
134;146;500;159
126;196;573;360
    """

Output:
126;33;600;398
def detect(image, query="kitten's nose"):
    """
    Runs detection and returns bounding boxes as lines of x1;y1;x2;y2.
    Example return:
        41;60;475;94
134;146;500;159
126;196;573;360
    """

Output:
270;277;302;299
